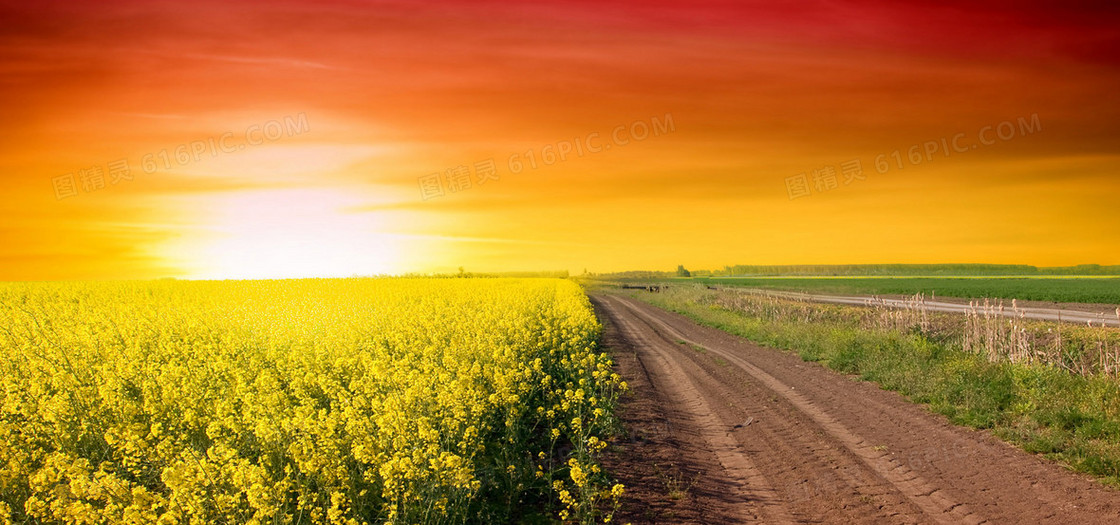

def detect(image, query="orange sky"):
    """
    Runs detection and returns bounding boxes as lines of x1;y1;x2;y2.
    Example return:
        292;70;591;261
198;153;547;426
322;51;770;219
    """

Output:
2;0;1119;279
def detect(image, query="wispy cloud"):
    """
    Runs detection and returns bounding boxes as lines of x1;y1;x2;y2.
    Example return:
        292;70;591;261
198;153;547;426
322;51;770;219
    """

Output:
110;112;192;120
380;233;593;247
178;52;339;70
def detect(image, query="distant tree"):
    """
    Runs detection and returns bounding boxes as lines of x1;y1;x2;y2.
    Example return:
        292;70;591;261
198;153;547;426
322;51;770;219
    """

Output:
676;265;691;277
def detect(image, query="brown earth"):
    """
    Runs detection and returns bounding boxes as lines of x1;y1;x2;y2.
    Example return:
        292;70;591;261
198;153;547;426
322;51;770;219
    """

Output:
593;293;1120;524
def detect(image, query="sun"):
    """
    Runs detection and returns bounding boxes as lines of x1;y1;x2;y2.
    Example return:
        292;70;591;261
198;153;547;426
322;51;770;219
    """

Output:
175;188;403;280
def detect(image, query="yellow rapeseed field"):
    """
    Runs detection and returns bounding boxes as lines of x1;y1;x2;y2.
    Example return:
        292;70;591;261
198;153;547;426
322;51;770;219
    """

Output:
0;278;624;524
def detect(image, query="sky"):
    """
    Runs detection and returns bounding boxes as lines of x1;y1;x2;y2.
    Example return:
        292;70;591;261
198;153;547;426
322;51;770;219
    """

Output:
2;0;1119;280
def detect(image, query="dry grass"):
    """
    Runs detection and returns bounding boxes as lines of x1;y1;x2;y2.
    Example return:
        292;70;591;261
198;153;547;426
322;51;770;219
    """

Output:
708;288;1120;379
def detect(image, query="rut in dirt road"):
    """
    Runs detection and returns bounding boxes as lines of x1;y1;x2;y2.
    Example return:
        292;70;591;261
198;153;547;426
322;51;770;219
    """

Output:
594;293;1120;524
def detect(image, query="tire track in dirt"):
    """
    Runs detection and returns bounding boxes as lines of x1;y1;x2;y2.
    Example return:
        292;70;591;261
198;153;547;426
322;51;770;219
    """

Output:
607;296;797;523
595;293;1120;524
610;296;983;525
599;295;929;523
617;294;1120;521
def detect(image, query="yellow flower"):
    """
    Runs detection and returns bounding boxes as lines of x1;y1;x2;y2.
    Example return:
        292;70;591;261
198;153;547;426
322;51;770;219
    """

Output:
0;278;625;524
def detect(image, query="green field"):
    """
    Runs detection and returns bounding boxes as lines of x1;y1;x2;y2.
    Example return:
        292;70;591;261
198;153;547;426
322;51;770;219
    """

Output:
685;277;1120;305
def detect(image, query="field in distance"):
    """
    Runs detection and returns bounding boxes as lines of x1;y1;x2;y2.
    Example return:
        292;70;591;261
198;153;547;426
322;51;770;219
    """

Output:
678;276;1120;305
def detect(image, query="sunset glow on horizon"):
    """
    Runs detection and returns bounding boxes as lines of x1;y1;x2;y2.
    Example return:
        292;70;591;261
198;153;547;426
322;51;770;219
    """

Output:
3;0;1119;280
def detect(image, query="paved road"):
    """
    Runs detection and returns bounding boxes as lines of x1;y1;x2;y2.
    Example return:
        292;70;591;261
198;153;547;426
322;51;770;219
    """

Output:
595;293;1120;524
733;288;1120;327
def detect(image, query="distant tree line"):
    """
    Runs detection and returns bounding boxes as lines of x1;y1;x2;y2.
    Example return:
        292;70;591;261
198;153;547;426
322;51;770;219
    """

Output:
710;264;1120;276
591;264;1120;280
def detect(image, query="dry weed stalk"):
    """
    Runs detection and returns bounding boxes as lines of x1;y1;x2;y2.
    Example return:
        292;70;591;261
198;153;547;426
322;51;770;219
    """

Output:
701;287;1119;378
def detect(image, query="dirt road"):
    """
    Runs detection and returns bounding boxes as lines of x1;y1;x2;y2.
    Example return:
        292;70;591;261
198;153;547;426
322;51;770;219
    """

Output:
593;293;1120;524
